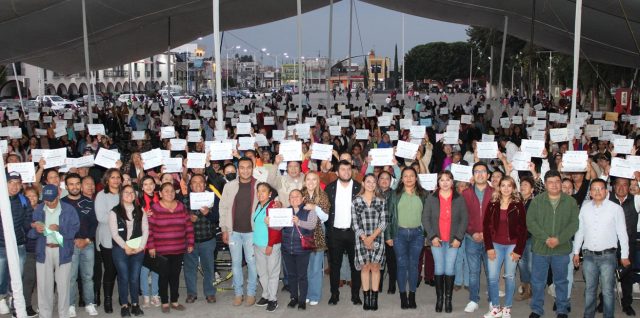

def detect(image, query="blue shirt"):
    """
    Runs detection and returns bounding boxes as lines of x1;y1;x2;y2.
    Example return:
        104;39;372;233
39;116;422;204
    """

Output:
252;202;270;247
474;185;485;204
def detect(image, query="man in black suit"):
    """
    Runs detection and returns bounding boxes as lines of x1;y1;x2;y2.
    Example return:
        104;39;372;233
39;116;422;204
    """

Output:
325;160;362;305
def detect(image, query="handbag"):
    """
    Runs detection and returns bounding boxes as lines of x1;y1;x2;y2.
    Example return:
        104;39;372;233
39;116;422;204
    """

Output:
295;223;316;250
143;253;169;274
312;218;327;251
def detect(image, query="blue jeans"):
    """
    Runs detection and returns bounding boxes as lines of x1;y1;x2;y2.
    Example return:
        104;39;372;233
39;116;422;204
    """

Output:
518;239;532;284
140;266;158;296
0;245;26;297
454;238;469;287
69;243;95;305
394;227;424;293
229;232;257;296
465;234;488;303
487;243;517;308
111;245;144;306
184;238;216;297
431;242;458;276
307;251;324;302
583;251;616;318
530;253;570;316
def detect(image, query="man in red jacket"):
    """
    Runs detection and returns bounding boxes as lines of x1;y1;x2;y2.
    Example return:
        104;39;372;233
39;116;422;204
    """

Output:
461;162;494;313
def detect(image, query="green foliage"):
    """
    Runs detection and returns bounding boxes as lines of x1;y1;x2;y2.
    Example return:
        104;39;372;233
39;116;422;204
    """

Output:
404;41;472;83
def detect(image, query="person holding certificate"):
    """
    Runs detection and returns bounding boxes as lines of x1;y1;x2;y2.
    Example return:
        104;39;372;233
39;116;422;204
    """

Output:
385;167;429;310
422;171;468;313
252;183;282;312
108;185;148;317
351;174;386;311
138;176;160;308
483;177;528;318
148;182;194;313
270;190;317;311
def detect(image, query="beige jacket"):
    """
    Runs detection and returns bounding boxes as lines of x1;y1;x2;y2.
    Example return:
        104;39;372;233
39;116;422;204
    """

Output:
219;178;259;233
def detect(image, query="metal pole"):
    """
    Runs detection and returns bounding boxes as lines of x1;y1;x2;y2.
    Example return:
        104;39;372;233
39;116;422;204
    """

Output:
489;45;494;99
469;47;473;93
529;0;536;98
213;0;224;129
511;66;514;94
0;153;25;318
167;17;171;87
570;0;582;125
326;0;333;106
498;16;508;98
631;68;638;90
129;62;133;93
226;51;229;98
548;51;552;101
82;0;93;121
402;13;405;101
11;63;25;114
296;0;303;113
347;0;353;95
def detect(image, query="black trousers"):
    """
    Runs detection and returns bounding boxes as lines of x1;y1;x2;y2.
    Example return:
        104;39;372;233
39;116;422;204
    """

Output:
99;245;117;296
382;242;397;290
283;252;310;301
159;254;184;304
328;228;361;297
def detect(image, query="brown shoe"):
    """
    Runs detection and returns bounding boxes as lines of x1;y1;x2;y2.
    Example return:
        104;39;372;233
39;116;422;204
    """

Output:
245;296;256;306
170;303;186;311
233;296;243;306
161;305;170;314
185;295;197;303
206;296;217;303
515;283;532;301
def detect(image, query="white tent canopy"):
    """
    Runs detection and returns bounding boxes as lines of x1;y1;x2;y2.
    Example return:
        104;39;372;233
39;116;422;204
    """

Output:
1;0;639;73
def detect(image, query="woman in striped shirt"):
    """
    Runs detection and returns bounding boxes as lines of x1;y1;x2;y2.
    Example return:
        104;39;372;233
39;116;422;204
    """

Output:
147;182;194;313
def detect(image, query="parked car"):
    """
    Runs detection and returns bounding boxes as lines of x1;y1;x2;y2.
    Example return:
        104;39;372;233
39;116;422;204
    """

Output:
34;95;77;111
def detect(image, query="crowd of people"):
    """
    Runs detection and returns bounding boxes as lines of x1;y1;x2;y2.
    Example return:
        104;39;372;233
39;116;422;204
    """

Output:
0;89;639;318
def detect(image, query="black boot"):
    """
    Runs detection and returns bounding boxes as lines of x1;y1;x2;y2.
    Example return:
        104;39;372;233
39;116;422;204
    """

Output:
95;289;101;307
104;282;114;314
379;270;385;291
434;275;444;312
408;291;417;309
388;277;396;294
399;292;408;310
371;291;378;311
363;291;371;311
444;275;455;313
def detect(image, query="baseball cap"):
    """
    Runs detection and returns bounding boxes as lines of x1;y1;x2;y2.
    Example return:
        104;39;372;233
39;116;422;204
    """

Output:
6;171;21;181
42;184;59;202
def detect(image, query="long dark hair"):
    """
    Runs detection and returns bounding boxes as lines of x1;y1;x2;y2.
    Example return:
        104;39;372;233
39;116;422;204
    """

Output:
102;168;122;194
395;167;427;198
112;185;143;222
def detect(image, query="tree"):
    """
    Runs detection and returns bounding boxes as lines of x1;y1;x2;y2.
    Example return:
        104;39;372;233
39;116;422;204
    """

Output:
404;42;471;84
239;55;253;62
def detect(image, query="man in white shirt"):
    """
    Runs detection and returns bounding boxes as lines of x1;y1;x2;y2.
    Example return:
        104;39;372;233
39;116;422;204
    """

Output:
573;178;630;318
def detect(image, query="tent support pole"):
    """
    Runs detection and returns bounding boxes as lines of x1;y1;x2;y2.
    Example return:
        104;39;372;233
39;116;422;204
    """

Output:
498;16;508;98
570;0;582;125
213;0;224;130
82;0;93;122
297;0;303;116
12;63;25;114
326;0;333;106
529;0;536;98
402;13;405;101
347;0;353;95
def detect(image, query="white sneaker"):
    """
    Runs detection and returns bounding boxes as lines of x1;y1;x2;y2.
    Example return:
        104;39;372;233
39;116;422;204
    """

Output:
0;299;9;315
501;307;511;318
464;301;479;313
309;301;319;306
142;296;151;308
151;295;161;307
483;306;502;318
85;304;98;316
499;289;505;297
68;305;76;318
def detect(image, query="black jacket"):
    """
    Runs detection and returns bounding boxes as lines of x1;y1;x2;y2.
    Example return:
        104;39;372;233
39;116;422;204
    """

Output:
324;179;361;231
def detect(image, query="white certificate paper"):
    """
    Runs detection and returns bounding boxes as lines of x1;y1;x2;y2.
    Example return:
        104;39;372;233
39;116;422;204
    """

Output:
160;126;175;139
610;157;635;179
189;192;216;210
562;151;588;172
94;148;120;169
279;141;303;162
87;124;105;136
549;128;569;143
162;158;183;173
311;143;333;161
410;125;426;139
451;163;472;182
613;139;634;155
482;134;495;142
238;137;255;151
268;208;293;227
512;152;532;171
369;148;395;166
141;149;163;170
395;141;419;160
170;139;187;151
187;152;206;169
443;131;458;145
418;173;437;191
7;162;36;183
131;131;146;140
476;142;498;159
355;129;369;140
209;142;233;161
43;148;67;169
187;131;202;143
236;123;251;135
520;139;545;157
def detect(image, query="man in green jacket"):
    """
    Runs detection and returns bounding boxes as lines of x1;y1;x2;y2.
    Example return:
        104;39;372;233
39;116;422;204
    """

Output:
526;170;579;318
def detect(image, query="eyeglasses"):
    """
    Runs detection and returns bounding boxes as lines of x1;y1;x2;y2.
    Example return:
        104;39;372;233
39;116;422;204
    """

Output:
472;170;488;175
590;187;606;192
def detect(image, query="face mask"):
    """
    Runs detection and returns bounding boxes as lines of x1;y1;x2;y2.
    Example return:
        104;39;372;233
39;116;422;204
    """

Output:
225;173;236;181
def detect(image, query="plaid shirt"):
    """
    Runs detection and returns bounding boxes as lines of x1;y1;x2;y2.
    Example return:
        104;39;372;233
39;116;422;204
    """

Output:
182;192;218;243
